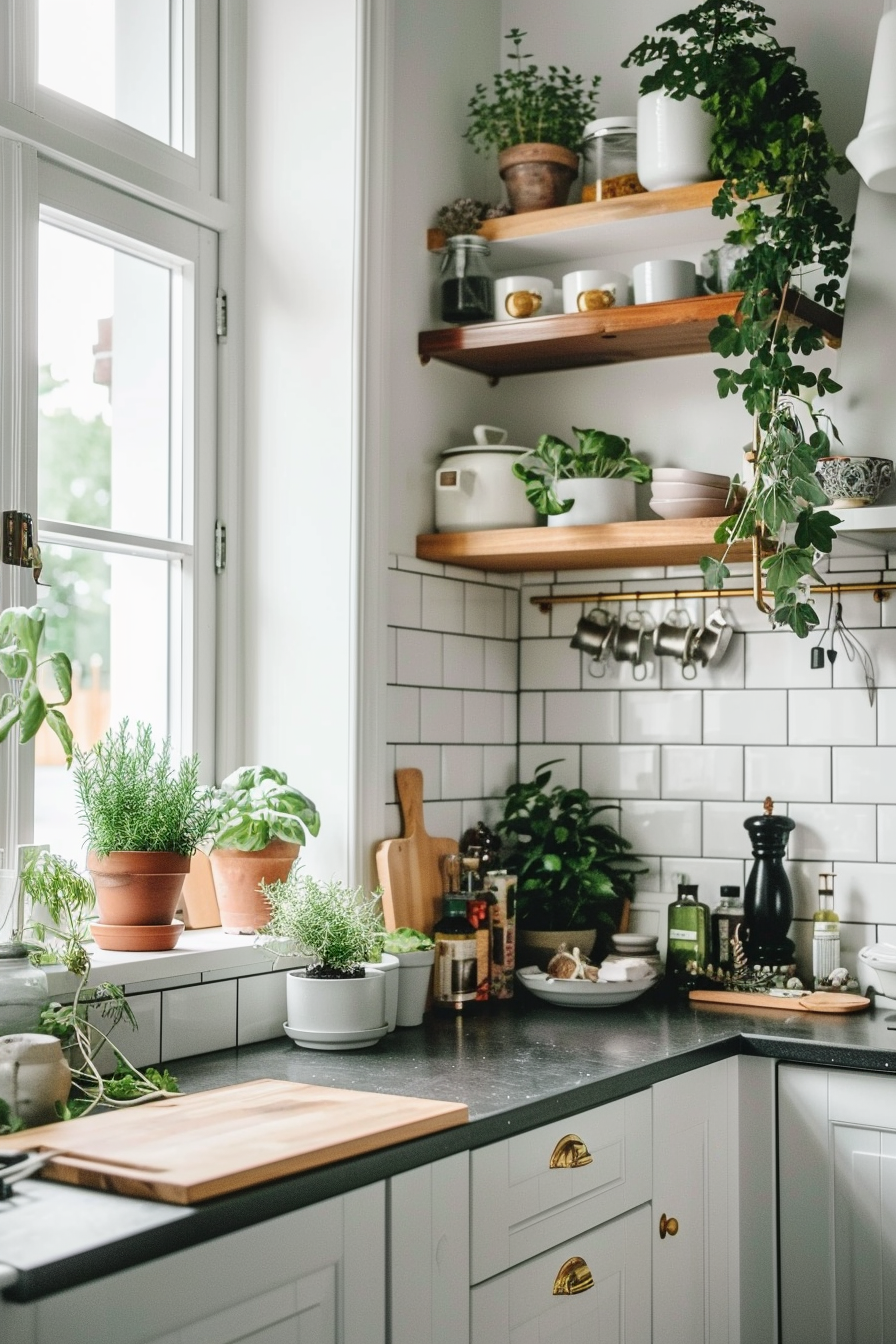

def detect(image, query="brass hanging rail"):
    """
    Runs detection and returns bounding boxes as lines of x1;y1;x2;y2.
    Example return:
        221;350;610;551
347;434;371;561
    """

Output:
530;579;896;614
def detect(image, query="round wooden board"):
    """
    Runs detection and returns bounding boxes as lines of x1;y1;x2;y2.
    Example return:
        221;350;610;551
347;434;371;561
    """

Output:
795;992;870;1014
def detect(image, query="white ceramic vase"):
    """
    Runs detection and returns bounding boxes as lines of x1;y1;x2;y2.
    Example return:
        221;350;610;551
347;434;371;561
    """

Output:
547;478;637;527
363;952;399;1031
394;950;435;1027
637;91;714;191
285;967;386;1035
0;1032;72;1126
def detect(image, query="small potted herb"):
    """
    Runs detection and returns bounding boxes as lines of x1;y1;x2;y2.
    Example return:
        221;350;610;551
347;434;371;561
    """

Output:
382;927;435;1028
74;720;214;949
208;765;321;933
497;762;644;968
466;29;601;212
260;872;387;1049
513;428;651;527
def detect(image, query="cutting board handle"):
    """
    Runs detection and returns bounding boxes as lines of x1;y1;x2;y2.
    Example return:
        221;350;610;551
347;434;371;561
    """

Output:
396;768;426;838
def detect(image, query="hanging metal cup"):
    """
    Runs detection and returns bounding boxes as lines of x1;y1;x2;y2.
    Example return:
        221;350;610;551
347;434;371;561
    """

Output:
688;607;733;668
570;608;618;678
652;607;694;660
613;611;655;681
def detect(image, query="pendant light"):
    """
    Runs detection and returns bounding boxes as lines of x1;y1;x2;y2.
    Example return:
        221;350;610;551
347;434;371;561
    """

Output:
847;6;896;192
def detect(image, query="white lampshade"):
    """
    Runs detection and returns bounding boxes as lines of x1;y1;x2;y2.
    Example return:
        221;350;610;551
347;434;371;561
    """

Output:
847;9;896;192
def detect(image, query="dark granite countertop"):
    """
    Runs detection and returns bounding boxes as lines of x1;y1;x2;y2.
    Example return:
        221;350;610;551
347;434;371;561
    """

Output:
3;992;896;1303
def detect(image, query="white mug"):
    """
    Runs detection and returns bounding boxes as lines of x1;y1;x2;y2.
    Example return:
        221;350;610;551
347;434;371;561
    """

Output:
562;269;630;313
632;259;697;304
493;275;554;321
0;1032;72;1127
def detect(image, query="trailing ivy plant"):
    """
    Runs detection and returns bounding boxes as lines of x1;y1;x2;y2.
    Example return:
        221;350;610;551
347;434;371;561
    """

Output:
625;1;854;636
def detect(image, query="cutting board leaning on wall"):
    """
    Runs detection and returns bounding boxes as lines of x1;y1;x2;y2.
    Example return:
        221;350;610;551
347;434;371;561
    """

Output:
375;769;457;936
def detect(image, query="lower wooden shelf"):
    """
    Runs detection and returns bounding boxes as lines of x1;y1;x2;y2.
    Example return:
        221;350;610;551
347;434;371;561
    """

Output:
417;517;752;573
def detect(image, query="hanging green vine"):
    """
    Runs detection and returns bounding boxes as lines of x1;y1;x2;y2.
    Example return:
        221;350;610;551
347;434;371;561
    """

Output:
625;0;854;635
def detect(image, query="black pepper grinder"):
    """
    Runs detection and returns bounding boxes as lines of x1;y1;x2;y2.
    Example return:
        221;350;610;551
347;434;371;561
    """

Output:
743;797;796;967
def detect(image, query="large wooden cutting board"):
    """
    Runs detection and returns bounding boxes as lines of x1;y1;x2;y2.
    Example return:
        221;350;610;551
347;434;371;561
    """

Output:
0;1079;467;1205
375;768;457;935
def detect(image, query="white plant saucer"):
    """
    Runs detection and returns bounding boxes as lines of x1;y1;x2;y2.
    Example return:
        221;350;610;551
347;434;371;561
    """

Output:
283;1021;389;1051
516;965;658;1009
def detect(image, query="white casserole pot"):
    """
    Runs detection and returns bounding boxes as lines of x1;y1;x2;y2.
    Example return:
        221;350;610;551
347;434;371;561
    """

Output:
435;425;538;532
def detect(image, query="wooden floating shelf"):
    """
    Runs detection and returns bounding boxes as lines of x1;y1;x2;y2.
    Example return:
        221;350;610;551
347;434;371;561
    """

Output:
417;517;755;574
418;289;842;380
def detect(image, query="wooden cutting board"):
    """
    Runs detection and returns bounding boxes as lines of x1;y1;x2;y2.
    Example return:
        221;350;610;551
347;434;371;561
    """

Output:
0;1079;468;1205
375;768;457;935
178;850;221;929
690;989;870;1014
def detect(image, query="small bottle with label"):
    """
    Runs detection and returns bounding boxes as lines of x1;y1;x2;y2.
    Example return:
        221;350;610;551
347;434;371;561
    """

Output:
666;883;710;989
433;895;478;1012
812;872;840;989
711;886;744;973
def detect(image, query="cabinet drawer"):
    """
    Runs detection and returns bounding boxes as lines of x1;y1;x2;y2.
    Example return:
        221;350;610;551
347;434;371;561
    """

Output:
471;1203;651;1344
470;1090;651;1283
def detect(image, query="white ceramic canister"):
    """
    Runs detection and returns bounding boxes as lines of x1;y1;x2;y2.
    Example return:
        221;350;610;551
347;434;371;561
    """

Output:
0;1032;72;1127
547;477;637;527
561;269;631;313
394;949;435;1027
493;274;554;321
285;966;386;1034
637;91;714;191
435;425;538;532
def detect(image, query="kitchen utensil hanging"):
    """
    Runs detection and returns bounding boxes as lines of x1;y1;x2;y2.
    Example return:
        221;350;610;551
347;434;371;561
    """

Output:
810;588;877;705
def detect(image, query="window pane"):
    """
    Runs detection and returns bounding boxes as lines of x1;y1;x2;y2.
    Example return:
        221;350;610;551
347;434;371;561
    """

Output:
34;545;174;860
38;0;190;152
38;223;175;540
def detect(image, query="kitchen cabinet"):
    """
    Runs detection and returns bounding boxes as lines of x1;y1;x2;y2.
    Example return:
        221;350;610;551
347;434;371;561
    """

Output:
652;1058;739;1344
390;1152;470;1344
779;1064;896;1344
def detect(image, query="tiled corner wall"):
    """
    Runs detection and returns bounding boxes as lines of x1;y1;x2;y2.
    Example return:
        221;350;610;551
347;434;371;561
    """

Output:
385;555;519;840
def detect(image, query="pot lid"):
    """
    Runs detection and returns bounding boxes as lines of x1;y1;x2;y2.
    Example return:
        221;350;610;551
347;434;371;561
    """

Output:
584;116;637;138
0;941;29;960
440;424;529;457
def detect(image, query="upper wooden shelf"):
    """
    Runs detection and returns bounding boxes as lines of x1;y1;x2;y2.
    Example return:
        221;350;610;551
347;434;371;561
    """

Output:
417;516;756;573
418;288;842;380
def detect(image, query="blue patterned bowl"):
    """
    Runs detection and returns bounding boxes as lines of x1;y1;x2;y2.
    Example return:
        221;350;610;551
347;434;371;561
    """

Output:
815;456;893;509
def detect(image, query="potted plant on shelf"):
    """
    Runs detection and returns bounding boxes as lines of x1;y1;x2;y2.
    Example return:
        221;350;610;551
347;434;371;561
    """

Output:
465;28;602;212
625;0;853;636
259;872;388;1050
513;427;651;527
496;762;645;969
208;765;321;934
381;927;435;1028
74;720;214;950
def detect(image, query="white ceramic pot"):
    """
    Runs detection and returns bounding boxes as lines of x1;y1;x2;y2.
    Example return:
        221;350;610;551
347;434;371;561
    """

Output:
285;967;386;1035
561;269;630;313
637;91;714;191
435;425;537;532
547;478;637;527
363;952;399;1031
0;1033;72;1127
394;949;435;1027
493;275;554;321
0;948;49;1036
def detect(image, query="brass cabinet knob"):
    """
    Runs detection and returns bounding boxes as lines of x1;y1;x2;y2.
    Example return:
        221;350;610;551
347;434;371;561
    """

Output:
549;1134;594;1169
659;1213;679;1239
552;1256;594;1296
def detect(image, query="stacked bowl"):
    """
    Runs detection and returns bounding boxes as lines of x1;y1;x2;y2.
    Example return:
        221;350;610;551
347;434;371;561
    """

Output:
650;467;736;519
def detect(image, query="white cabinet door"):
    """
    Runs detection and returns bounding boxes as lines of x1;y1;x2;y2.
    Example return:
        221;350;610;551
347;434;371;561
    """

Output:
652;1058;738;1344
471;1203;651;1344
779;1065;896;1344
390;1152;469;1344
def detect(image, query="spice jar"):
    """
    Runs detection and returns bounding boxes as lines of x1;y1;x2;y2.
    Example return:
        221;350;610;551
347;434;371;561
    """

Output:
439;235;493;324
582;117;644;201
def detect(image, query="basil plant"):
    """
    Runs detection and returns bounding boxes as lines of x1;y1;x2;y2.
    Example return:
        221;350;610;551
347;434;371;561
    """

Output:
0;605;73;765
513;428;652;516
209;765;321;851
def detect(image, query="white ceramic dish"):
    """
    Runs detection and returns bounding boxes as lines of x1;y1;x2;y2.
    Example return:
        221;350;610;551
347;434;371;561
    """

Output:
650;481;732;501
516;965;658;1008
283;1021;389;1051
650;498;732;519
652;467;731;488
611;933;659;955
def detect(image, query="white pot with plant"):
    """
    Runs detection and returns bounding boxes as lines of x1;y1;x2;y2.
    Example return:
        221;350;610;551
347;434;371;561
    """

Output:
208;766;321;933
259;873;388;1050
513;428;652;528
382;928;436;1028
363;950;400;1031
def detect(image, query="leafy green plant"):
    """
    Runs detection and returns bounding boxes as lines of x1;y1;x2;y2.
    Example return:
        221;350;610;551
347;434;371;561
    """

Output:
21;850;95;978
259;871;382;975
0;605;73;763
496;762;645;931
625;0;853;635
513;428;652;515
0;1097;25;1135
466;29;601;155
209;765;321;852
382;927;434;955
74;719;214;856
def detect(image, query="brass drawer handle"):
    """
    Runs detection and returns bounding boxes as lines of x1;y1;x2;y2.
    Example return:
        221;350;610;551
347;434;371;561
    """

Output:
659;1213;679;1239
552;1256;594;1296
549;1134;593;1169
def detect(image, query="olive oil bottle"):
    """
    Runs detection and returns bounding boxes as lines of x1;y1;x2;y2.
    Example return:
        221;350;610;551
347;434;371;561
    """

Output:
812;872;840;989
666;883;710;989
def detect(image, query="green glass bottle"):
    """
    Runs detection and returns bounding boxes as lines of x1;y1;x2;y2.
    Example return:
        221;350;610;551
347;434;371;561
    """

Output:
666;883;710;989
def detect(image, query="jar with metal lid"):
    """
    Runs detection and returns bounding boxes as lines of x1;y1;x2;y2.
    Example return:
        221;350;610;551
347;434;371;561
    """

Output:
0;942;49;1035
439;235;493;324
582;117;644;201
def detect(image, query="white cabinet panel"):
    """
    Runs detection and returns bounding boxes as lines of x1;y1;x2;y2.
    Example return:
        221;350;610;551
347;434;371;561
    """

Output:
161;979;237;1060
238;971;288;1045
470;1203;651;1344
470;1090;652;1282
390;1152;469;1344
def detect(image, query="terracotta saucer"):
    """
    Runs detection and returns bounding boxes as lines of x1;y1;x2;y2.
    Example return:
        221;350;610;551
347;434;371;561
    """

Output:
91;920;185;952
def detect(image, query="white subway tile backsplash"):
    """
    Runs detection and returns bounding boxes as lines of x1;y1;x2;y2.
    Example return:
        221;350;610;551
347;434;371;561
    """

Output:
383;803;401;839
583;744;660;799
662;631;744;691
703;690;787;745
745;746;831;803
483;745;517;798
463;691;506;744
519;691;544;742
420;688;463;743
502;694;517;745
387;685;419;743
790;920;876;985
787;802;877;863
551;601;585;639
444;563;485;582
521;590;552;638
396;745;442;798
484;639;517;692
834;747;896;803
663;746;743;801
443;634;485;689
660;856;746;896
518;744;581;790
397;555;444;577
788;688;876;746
161;980;237;1061
441;745;484;800
388;568;421;628
385;744;396;803
789;860;896;924
879;806;896;862
746;630;832;689
504;589;520;640
877;689;896;744
622;690;701;744
423;800;463;843
702;801;769;860
465;583;506;637
421;576;465;633
387;627;397;684
832;628;896;689
396;628;442;687
621;800;701;858
520;639;581;690
545;690;620;743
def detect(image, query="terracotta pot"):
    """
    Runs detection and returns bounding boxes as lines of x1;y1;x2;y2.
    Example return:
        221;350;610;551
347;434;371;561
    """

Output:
498;142;579;212
209;840;300;934
88;851;191;926
517;927;597;972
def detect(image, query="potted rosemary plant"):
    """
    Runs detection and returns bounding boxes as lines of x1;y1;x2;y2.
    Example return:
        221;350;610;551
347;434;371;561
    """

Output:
466;29;601;212
208;765;321;933
513;427;651;526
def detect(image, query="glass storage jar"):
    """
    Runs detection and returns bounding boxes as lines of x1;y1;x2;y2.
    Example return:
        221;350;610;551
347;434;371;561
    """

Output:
0;943;49;1035
582;117;644;201
439;235;493;324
